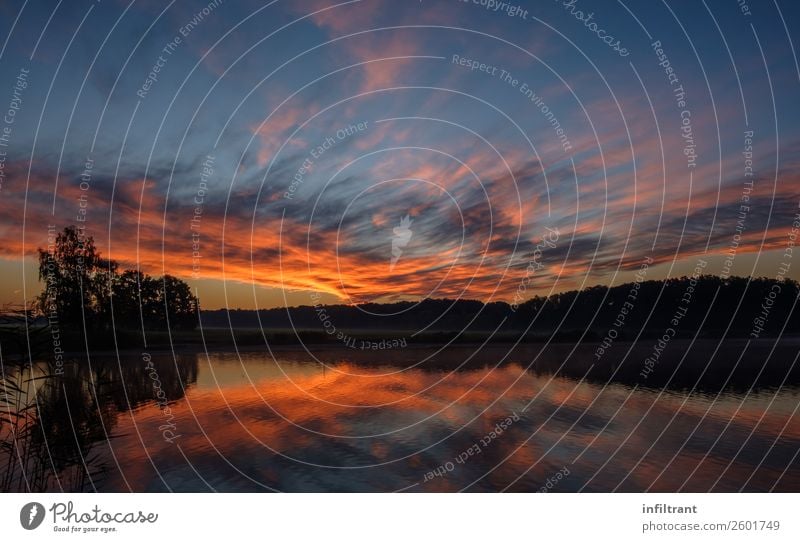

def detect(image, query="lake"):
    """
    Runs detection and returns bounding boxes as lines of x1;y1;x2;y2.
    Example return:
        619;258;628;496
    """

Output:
2;341;799;492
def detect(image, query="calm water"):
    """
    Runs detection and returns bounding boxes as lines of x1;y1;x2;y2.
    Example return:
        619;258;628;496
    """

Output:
2;342;799;492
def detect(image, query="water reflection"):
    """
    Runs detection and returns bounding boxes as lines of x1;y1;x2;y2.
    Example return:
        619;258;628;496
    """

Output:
0;354;196;491
2;343;798;492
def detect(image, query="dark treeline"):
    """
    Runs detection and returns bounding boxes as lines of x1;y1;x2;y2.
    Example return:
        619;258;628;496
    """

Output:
24;226;800;346
0;228;201;491
202;275;800;339
37;226;198;339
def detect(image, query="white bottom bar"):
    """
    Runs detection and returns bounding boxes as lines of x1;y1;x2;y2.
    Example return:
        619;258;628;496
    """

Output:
1;493;796;541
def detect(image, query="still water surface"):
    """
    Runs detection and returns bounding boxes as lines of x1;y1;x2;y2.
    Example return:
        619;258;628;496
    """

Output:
3;343;799;491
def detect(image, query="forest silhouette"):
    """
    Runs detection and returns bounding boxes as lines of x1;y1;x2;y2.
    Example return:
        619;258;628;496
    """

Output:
12;226;799;349
203;275;800;341
37;226;198;335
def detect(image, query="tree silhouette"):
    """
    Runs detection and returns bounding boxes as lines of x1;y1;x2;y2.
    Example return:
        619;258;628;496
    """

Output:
37;226;104;326
161;274;198;330
37;227;198;332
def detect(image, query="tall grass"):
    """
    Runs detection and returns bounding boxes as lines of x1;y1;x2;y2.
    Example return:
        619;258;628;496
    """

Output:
0;306;108;492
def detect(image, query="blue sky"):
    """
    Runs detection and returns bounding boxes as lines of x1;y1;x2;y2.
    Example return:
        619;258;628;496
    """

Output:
0;0;798;309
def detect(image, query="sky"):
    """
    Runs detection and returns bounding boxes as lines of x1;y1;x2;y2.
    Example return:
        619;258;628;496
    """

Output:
0;0;798;310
